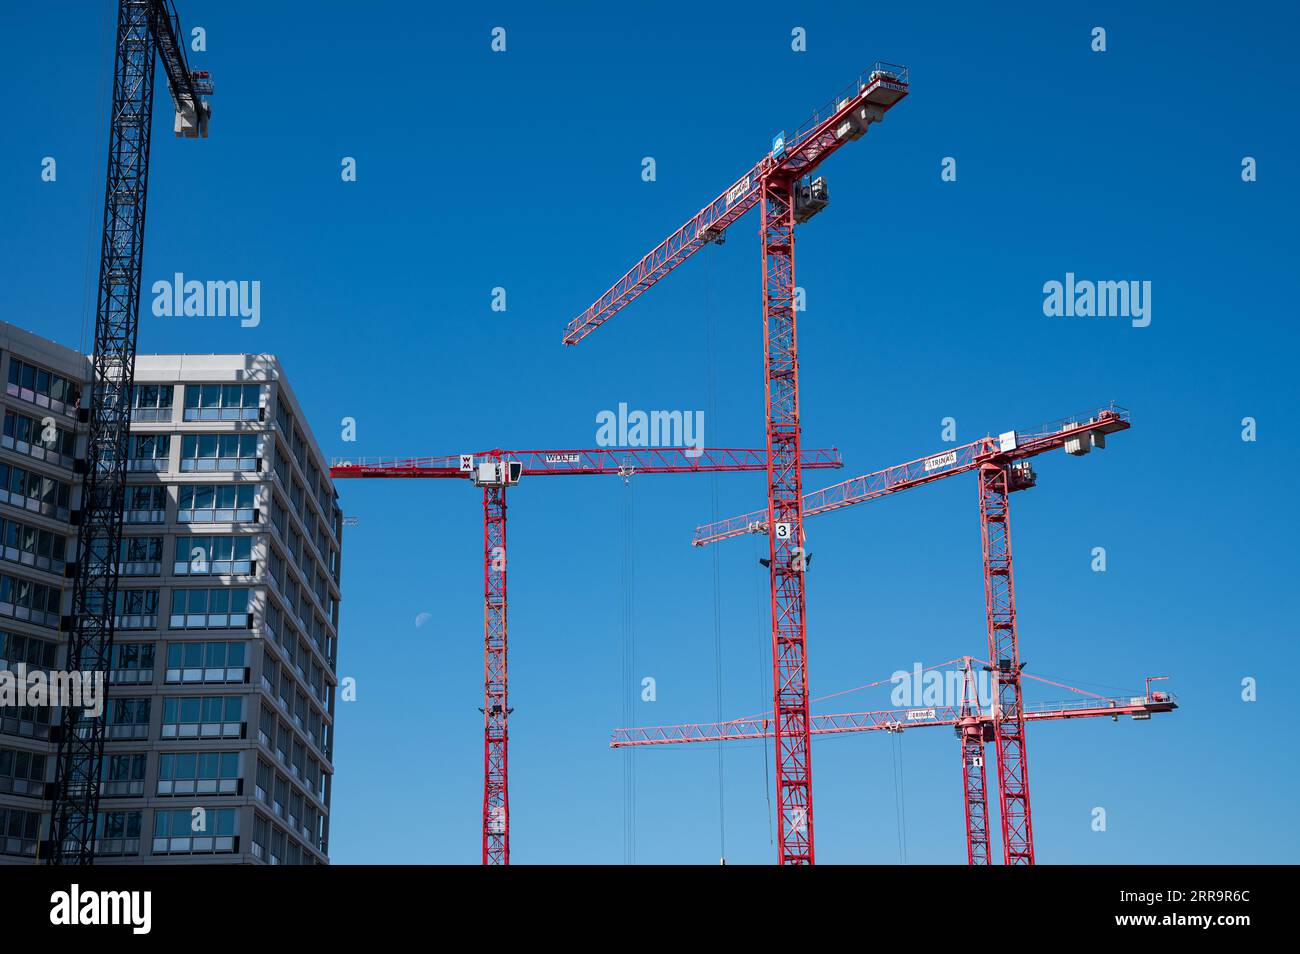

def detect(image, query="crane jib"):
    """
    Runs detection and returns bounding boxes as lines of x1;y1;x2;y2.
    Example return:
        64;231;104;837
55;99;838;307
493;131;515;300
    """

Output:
564;64;910;346
691;406;1131;547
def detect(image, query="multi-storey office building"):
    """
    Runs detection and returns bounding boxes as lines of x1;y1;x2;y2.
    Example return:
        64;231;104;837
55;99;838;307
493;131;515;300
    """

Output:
0;321;342;864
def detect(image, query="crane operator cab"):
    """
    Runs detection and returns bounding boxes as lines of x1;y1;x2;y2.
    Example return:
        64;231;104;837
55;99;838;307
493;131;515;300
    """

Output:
794;176;829;224
473;460;523;488
1008;461;1037;492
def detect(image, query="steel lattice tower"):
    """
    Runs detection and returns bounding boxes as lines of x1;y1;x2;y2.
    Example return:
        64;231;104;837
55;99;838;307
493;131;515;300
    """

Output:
482;486;510;864
978;463;1035;864
563;65;909;863
332;446;842;863
47;0;210;865
761;178;814;863
48;0;158;865
958;661;992;865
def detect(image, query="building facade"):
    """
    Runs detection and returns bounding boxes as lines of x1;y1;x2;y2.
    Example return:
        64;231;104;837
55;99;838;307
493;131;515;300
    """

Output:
0;321;341;864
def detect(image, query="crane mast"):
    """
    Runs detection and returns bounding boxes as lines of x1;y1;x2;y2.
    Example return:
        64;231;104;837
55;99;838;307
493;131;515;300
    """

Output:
331;445;843;864
760;175;814;862
566;63;910;864
47;0;210;865
957;658;993;865
609;657;1177;863
684;405;1129;863
979;462;1033;863
482;486;509;864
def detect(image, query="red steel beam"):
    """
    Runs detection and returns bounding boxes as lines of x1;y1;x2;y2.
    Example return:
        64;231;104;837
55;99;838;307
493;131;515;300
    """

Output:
979;463;1034;864
761;175;815;864
561;62;908;866
561;65;909;345
957;660;993;865
608;666;1175;865
609;692;1178;746
331;446;843;481
481;487;509;864
693;406;1130;546
330;445;840;865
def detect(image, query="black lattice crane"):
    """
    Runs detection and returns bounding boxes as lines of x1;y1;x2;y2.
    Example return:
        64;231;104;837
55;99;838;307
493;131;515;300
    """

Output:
47;0;212;865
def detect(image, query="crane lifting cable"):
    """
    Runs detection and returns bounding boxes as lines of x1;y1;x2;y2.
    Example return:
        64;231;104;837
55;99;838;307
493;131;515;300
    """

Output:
751;531;774;847
620;479;637;864
890;730;908;864
704;251;727;862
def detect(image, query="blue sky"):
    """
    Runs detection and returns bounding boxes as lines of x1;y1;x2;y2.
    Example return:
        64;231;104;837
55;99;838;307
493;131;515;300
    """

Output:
1;0;1296;864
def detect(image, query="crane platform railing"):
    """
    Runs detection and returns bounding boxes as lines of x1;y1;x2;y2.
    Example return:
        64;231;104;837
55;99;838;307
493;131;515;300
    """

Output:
331;446;844;478
1008;402;1130;446
783;62;911;155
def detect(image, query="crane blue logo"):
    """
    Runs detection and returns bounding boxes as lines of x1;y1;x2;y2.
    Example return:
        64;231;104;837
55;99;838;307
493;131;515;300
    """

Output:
772;132;786;157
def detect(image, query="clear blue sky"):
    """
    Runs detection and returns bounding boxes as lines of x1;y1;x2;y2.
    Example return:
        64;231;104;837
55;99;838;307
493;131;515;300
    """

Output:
1;1;1296;864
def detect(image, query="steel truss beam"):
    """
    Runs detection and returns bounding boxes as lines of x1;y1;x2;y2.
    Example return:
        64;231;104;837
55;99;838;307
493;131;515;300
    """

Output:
331;447;842;864
958;662;992;865
482;487;509;864
762;177;814;864
48;0;210;867
979;463;1034;864
48;0;158;865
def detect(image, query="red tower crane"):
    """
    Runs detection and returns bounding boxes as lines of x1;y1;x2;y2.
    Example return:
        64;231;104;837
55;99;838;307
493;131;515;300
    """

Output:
565;63;910;865
689;404;1131;863
330;446;841;865
610;656;1177;863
